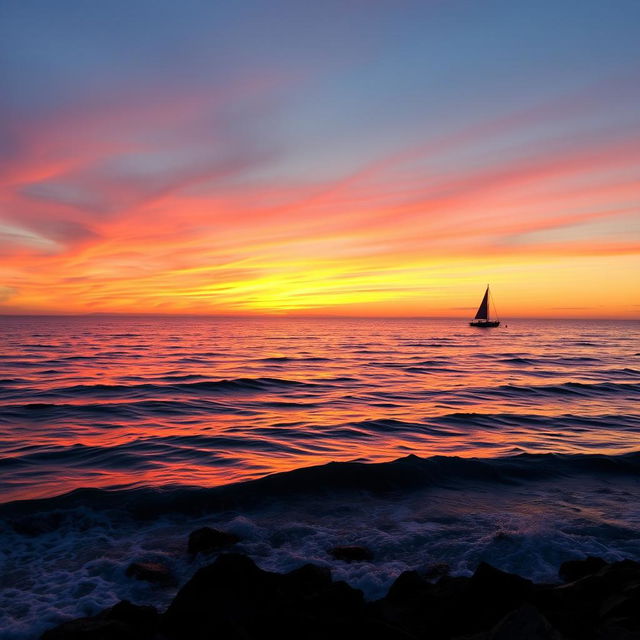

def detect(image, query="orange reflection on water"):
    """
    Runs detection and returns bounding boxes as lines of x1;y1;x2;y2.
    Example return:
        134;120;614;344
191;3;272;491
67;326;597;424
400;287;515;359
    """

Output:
0;316;638;501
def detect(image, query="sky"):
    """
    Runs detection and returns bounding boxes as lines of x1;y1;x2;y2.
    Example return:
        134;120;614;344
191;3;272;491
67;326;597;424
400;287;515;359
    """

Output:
1;0;639;318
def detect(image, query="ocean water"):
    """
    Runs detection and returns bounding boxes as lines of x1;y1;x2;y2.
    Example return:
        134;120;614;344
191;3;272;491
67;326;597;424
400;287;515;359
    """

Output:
0;315;639;638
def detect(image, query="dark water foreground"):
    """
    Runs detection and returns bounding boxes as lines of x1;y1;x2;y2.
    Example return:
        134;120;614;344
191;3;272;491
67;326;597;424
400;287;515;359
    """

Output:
2;451;640;639
40;549;640;640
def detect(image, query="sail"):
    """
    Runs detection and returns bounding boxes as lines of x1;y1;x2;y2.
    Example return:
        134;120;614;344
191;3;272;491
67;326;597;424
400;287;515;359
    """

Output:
474;287;489;320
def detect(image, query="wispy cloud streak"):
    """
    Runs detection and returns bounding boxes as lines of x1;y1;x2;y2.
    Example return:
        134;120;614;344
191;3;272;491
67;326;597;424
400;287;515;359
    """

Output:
1;1;638;316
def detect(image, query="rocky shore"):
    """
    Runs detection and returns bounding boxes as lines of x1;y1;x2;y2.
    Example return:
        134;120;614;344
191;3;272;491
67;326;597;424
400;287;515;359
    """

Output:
38;526;640;640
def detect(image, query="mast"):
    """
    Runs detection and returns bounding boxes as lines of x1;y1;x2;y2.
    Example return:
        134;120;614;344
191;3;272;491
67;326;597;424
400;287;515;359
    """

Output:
490;284;499;322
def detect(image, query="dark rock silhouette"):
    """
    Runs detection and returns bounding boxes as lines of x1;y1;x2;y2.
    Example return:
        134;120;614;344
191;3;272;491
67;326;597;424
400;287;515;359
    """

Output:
535;560;640;639
187;526;240;555
559;556;607;582
283;563;333;592
463;561;535;632
41;600;157;640
483;604;564;640
385;570;431;603
40;555;640;640
162;552;375;639
424;562;451;580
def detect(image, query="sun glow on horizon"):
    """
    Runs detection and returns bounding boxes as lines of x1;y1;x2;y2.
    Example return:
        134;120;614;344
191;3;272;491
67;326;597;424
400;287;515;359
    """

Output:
1;1;638;318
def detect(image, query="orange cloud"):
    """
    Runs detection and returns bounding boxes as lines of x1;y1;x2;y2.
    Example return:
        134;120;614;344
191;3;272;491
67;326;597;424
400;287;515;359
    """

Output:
1;81;638;318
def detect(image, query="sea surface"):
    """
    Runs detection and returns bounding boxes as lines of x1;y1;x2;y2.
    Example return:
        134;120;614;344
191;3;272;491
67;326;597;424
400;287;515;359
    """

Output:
0;315;639;639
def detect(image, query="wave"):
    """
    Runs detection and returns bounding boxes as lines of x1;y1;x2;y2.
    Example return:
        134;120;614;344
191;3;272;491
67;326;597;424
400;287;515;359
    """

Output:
258;356;331;363
473;381;640;399
497;356;537;365
0;377;29;386
0;398;251;421
2;450;639;520
4;364;638;410
432;411;640;429
8;376;322;401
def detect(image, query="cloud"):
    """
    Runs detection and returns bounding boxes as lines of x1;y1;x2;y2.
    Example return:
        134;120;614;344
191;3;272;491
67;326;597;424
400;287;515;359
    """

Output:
0;79;284;256
0;74;638;316
0;286;17;303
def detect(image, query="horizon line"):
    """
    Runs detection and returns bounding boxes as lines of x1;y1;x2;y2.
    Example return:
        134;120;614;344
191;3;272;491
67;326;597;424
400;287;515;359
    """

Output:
0;312;637;321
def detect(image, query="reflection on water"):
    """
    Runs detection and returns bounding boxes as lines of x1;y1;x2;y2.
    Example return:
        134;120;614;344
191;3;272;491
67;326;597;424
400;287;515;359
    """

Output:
0;315;638;501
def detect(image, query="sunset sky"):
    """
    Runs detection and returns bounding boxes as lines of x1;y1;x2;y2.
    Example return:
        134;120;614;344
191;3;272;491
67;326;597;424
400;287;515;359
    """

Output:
1;0;639;318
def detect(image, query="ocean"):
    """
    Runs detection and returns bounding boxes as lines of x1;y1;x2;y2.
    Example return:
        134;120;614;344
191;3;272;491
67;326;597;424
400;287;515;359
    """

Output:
1;315;639;638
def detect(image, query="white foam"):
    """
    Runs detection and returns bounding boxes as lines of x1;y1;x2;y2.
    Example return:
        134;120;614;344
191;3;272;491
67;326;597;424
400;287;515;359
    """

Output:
2;475;640;639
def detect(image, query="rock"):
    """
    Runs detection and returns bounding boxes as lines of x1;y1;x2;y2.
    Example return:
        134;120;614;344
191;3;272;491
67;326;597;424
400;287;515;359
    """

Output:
534;560;640;639
424;562;450;580
187;526;240;555
302;579;364;615
125;561;177;586
162;553;365;639
330;545;374;562
424;571;549;640
375;571;471;639
598;560;640;593
433;574;472;599
538;575;607;639
470;562;534;599
601;582;640;615
447;563;535;636
596;622;640;639
105;601;157;631
41;554;640;640
283;563;333;593
536;560;640;640
41;600;157;640
488;605;564;639
163;553;273;638
386;570;431;603
559;556;607;582
599;582;640;635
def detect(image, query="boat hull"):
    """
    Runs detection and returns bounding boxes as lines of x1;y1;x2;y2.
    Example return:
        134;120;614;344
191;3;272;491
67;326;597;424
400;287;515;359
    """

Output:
469;320;500;327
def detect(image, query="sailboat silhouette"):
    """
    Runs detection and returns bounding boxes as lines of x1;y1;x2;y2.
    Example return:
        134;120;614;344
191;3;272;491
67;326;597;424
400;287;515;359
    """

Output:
469;285;500;327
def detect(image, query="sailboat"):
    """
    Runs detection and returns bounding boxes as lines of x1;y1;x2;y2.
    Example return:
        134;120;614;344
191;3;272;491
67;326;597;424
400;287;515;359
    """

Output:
469;285;500;327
